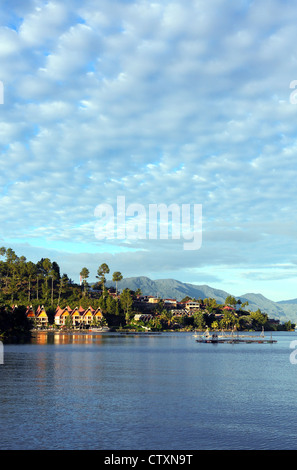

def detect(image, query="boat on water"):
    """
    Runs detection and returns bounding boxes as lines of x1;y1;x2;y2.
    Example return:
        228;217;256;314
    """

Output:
89;326;110;332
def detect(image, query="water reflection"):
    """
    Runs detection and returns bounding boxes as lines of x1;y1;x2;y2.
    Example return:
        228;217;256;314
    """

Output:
1;331;296;450
31;331;107;345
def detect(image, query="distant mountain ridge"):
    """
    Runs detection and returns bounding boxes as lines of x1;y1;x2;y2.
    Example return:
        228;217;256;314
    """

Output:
106;276;297;323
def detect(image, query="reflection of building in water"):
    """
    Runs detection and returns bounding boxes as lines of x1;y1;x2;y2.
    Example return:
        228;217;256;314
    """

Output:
31;331;105;345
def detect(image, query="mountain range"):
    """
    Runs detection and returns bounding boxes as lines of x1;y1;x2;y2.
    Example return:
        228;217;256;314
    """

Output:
106;276;297;323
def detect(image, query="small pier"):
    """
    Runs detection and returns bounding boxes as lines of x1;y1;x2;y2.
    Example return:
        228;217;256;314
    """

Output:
196;337;277;344
195;328;277;344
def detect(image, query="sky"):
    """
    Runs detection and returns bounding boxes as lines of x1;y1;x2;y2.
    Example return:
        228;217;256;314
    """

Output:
1;0;297;301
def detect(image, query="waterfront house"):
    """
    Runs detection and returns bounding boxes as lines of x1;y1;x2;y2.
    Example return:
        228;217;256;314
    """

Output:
83;306;95;325
55;306;71;326
26;305;35;321
71;306;82;326
93;307;103;324
53;305;104;327
35;305;48;326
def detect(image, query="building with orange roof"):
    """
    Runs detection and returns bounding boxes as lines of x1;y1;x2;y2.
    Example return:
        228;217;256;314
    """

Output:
26;305;35;321
35;305;48;326
82;306;96;326
71;306;83;327
54;306;71;326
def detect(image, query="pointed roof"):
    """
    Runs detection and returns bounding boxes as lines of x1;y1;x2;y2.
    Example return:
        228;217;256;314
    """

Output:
36;305;47;317
26;305;35;318
84;306;95;313
94;307;102;315
55;306;70;317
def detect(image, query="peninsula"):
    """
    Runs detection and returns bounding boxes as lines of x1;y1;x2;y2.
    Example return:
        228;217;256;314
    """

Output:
0;247;294;341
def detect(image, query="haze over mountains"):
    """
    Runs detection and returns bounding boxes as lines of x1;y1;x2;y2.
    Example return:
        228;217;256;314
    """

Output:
107;276;297;323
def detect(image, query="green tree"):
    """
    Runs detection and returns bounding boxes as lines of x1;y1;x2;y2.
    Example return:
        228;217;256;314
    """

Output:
250;309;268;329
224;295;237;307
112;271;123;296
26;261;37;303
211;320;219;330
193;311;206;330
120;288;133;322
159;309;173;329
41;258;52;302
220;311;239;330
106;294;117;315
96;263;110;296
80;267;90;296
65;313;73;329
204;298;218;310
49;267;59;306
239;315;253;330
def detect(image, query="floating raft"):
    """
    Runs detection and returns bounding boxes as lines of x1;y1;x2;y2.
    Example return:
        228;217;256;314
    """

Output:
196;337;277;344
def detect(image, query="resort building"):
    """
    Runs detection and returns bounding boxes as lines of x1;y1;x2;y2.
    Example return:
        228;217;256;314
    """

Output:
54;305;103;327
26;305;35;321
26;305;48;326
185;301;203;311
54;306;71;326
36;305;48;326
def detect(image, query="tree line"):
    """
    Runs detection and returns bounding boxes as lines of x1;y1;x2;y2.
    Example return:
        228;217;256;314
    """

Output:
0;247;294;337
0;247;136;326
132;295;294;332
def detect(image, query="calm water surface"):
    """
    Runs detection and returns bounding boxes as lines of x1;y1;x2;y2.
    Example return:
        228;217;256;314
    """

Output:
1;331;297;450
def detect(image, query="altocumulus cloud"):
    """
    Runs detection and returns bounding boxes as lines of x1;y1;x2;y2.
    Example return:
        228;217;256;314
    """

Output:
1;0;297;299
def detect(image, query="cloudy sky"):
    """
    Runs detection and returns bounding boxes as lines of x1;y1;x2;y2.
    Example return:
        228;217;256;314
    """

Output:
1;0;297;301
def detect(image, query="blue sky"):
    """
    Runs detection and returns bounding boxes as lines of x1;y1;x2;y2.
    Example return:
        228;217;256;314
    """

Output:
1;0;297;301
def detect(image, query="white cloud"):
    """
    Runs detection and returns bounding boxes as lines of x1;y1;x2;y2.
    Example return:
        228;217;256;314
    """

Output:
1;0;297;300
19;2;71;46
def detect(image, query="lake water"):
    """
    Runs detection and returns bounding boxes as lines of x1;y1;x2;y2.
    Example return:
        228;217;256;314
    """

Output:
1;331;297;450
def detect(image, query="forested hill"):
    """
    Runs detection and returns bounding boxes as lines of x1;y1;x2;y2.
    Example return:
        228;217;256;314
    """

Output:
0;245;295;323
107;276;297;323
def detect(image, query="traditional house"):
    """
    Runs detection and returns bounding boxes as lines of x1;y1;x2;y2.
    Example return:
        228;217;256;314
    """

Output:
26;305;35;321
93;307;103;323
35;305;48;326
71;306;83;327
82;306;95;325
54;305;104;328
55;306;71;326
